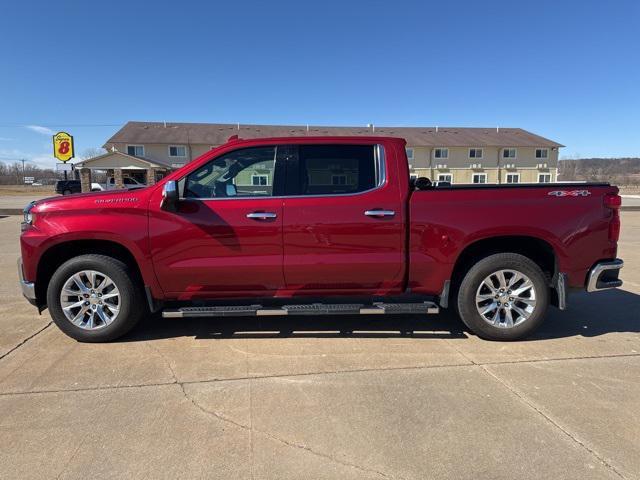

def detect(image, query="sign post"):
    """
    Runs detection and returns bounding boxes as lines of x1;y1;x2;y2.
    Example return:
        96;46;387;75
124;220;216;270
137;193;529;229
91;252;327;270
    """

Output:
53;131;75;180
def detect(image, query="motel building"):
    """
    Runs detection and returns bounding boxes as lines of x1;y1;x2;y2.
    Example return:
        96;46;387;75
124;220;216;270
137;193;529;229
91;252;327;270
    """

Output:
75;122;562;191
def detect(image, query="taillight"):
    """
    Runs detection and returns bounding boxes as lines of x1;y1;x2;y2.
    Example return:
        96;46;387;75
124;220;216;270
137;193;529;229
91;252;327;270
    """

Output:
604;193;621;242
604;193;621;209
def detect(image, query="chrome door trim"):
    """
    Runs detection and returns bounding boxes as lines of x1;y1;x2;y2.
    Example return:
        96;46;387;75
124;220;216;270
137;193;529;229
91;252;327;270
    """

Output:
182;144;388;201
364;210;396;217
246;212;278;220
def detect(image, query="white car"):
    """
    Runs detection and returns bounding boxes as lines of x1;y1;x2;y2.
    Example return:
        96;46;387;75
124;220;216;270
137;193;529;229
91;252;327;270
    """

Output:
91;177;146;191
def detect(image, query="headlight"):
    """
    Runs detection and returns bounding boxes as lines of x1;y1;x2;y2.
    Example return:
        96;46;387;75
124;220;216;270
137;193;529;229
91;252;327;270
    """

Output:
22;201;36;229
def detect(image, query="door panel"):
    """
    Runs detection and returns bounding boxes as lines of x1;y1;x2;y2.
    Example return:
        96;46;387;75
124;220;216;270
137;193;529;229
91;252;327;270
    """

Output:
148;145;285;298
282;144;406;295
149;199;284;297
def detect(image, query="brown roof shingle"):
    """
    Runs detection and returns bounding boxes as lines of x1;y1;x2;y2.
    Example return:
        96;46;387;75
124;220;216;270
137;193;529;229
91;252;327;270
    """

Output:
105;121;564;148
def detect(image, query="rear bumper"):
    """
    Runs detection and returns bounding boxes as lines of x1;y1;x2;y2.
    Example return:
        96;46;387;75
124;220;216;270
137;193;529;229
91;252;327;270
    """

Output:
586;259;624;292
17;257;37;306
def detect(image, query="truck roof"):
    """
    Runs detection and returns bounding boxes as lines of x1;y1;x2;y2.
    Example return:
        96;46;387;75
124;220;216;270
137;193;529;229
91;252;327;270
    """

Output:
222;135;407;146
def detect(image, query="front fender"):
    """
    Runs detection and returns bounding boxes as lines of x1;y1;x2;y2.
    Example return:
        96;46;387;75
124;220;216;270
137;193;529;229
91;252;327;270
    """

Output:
20;193;163;299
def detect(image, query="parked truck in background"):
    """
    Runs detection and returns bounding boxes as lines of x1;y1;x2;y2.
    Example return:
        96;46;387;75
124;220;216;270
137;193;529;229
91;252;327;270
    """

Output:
19;136;623;342
55;179;82;195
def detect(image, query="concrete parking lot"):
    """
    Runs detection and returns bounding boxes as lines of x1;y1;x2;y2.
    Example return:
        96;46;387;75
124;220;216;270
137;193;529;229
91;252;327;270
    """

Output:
1;213;639;479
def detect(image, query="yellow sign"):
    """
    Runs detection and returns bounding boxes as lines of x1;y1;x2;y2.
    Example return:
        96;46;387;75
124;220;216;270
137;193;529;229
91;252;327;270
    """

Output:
53;132;74;162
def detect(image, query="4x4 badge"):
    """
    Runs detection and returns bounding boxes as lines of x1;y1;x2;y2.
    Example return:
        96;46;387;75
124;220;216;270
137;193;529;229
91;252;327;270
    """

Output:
548;190;591;197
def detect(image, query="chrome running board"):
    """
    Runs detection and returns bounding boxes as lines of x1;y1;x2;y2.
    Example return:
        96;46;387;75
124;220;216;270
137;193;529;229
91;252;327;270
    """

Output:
162;301;439;318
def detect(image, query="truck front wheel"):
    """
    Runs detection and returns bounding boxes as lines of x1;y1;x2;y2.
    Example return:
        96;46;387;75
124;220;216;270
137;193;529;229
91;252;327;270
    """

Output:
457;253;549;341
46;254;145;342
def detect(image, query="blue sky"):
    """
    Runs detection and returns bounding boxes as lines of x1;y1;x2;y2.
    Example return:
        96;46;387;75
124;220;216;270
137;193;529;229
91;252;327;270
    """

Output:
0;0;638;168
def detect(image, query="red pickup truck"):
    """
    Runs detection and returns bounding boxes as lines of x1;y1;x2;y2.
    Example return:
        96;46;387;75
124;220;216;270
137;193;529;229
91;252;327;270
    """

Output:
19;136;623;342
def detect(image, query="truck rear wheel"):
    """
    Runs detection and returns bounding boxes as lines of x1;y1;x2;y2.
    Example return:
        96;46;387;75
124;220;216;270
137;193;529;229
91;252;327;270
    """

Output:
456;253;549;341
46;254;145;342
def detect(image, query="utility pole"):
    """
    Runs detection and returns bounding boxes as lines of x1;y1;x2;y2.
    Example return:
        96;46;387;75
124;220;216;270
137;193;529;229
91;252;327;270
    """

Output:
21;159;25;185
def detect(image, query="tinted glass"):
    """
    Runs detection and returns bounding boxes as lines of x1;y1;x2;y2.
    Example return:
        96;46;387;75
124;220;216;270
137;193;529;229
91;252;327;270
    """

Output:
296;145;376;195
184;147;276;198
170;146;186;156
473;174;486;184
127;146;143;156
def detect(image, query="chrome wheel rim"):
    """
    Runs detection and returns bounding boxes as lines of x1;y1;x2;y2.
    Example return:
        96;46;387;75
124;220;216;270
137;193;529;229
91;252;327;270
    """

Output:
475;269;536;328
59;270;120;330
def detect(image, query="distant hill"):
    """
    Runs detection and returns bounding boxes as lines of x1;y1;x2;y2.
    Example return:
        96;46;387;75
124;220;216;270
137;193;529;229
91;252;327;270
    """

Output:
558;158;640;185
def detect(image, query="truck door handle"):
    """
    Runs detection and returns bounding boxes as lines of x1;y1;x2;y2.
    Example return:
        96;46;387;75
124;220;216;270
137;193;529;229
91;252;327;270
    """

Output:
246;212;277;220
364;209;395;218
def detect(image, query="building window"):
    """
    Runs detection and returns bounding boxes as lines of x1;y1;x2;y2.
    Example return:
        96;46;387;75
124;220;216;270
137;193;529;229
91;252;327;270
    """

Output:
127;145;144;157
434;148;449;159
406;148;414;163
169;145;187;157
331;174;349;186
535;148;549;159
472;173;487;184
469;148;483;159
251;174;269;186
538;173;552;183
437;173;453;184
503;148;517;159
506;173;520;184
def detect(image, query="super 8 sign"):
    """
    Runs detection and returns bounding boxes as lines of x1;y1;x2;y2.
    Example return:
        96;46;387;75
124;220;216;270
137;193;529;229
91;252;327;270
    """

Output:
53;132;74;162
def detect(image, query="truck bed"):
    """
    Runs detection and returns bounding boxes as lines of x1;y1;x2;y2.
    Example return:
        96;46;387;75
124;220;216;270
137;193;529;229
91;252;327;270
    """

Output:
408;182;619;294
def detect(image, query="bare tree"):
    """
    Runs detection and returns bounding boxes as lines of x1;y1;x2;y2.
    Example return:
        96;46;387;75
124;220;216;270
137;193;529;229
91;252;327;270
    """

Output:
558;158;640;185
80;147;107;159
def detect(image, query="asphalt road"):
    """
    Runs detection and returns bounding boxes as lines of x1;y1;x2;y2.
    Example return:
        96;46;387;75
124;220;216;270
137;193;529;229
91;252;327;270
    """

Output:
1;214;639;479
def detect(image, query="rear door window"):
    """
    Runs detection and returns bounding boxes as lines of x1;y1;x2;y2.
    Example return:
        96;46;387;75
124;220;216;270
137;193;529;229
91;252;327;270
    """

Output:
288;144;378;196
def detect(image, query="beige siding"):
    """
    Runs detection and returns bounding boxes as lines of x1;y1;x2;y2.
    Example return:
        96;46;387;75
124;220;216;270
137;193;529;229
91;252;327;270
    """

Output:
415;167;557;185
411;147;431;169
79;152;152;170
499;147;559;168
501;168;557;183
107;140;560;185
108;142;221;165
191;144;217;159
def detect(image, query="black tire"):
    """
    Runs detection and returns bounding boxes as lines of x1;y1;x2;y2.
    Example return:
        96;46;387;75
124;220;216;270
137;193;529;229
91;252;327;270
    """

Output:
46;254;146;342
63;189;71;195
456;253;549;341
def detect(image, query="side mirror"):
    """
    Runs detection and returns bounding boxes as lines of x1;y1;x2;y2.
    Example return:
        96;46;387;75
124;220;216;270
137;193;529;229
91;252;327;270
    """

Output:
161;180;178;212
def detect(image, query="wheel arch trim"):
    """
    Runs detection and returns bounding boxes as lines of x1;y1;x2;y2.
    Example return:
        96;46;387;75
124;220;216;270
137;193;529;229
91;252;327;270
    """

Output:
33;235;163;307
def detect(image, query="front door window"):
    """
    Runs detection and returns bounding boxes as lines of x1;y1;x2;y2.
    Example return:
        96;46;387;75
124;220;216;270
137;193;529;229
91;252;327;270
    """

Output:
184;147;277;198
